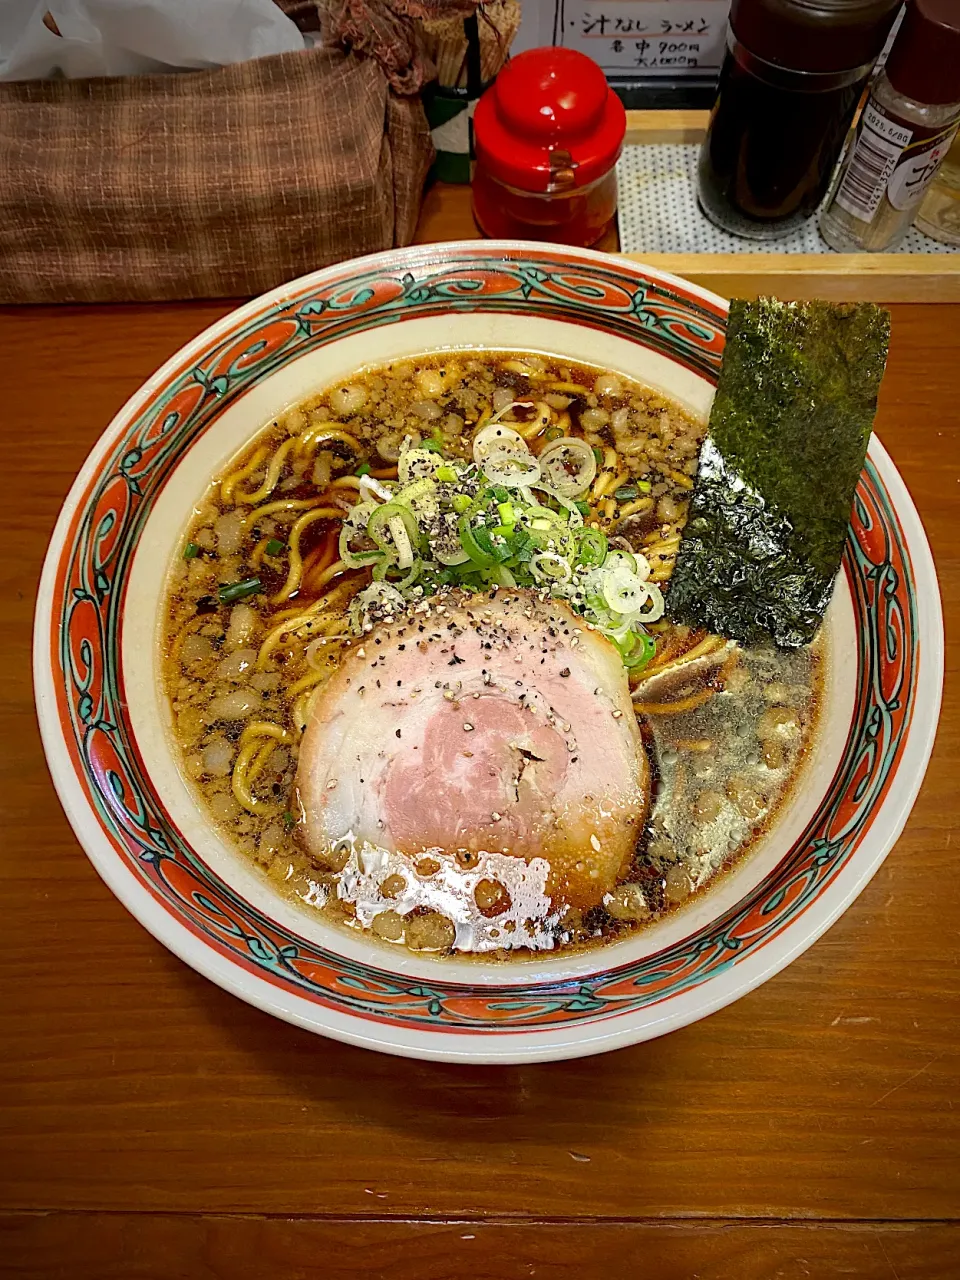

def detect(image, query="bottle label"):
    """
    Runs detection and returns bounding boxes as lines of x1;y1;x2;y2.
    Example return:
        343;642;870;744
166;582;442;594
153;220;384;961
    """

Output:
887;122;960;212
835;99;960;223
835;103;913;222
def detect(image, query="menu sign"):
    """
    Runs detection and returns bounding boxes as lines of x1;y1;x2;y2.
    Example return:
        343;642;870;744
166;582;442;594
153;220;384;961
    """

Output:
515;0;730;78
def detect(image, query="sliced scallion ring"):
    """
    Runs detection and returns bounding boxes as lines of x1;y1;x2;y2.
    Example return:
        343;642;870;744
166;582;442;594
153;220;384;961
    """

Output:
603;548;639;575
529;482;585;527
388;515;414;568
457;515;496;568
538;436;597;498
435;543;471;566
577;526;608;566
601;563;650;615
394;476;439;522
481;448;541;488
339;500;382;567
374;555;422;589
622;631;656;670
633;580;665;623
398;446;443;486
530;551;573;584
473;421;528;463
367;502;421;567
473;407;535;463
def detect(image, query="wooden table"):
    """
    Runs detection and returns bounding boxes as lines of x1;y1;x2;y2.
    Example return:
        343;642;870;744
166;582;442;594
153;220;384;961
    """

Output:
2;188;958;1280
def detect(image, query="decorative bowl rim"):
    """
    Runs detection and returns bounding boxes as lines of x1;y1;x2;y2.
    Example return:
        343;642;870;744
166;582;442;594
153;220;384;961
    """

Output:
33;240;944;1062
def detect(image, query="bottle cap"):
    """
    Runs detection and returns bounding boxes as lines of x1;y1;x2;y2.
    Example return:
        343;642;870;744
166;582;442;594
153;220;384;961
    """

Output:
473;47;626;193
885;0;960;104
730;0;901;72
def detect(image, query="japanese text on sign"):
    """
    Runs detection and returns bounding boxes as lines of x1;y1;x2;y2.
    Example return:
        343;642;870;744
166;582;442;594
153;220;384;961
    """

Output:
556;0;728;74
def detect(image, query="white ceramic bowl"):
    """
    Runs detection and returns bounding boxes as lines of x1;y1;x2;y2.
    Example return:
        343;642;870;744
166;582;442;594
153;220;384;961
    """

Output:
34;243;943;1062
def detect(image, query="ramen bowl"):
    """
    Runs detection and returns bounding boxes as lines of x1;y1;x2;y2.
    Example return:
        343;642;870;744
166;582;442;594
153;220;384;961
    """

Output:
34;243;943;1062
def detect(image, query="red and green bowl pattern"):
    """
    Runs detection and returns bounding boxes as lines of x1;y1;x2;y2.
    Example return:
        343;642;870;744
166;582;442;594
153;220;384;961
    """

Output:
37;245;936;1049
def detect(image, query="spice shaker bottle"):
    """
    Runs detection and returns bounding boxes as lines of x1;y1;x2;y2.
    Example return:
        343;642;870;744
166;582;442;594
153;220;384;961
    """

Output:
472;47;626;247
820;0;960;251
698;0;902;239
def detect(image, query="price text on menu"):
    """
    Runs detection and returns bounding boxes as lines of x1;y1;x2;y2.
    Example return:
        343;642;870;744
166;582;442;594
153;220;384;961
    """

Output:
553;0;729;74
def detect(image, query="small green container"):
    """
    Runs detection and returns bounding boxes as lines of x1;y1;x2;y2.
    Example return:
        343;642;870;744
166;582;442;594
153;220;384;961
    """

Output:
424;82;490;184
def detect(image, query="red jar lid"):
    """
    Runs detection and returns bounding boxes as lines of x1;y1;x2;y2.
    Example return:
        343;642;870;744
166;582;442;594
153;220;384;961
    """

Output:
473;47;626;193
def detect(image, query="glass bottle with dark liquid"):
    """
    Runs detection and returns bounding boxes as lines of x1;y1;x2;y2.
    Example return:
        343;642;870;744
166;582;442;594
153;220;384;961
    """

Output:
698;0;902;239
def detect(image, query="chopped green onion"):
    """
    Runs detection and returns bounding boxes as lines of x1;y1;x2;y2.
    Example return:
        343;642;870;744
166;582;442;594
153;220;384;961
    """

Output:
183;542;200;560
577;527;608;566
604;548;639;575
623;631;657;671
282;811;296;831
458;516;496;568
509;529;535;563
339;509;385;567
530;551;573;583
218;577;261;604
333;421;662;674
472;526;499;557
367;503;421;564
374;556;422;590
394;478;437;509
527;505;568;532
264;538;285;556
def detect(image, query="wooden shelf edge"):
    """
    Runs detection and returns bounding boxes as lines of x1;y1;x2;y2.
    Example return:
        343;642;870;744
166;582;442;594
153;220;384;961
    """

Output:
620;112;959;300
621;251;960;302
624;109;709;145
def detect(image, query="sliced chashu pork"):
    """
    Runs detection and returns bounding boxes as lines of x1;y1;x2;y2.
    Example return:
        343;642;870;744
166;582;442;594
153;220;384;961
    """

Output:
295;590;649;910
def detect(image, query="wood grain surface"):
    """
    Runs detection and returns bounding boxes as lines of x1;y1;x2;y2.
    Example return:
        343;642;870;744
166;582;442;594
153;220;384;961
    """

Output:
1;202;958;1278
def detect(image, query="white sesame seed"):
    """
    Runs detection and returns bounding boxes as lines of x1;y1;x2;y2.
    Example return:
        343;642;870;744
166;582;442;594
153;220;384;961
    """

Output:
590;834;601;851
463;723;474;731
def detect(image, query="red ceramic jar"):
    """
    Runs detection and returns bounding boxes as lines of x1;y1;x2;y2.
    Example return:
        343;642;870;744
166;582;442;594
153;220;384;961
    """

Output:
472;47;626;247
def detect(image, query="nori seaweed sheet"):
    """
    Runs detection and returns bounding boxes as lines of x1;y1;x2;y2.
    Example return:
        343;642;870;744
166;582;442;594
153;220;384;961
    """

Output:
667;298;890;648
